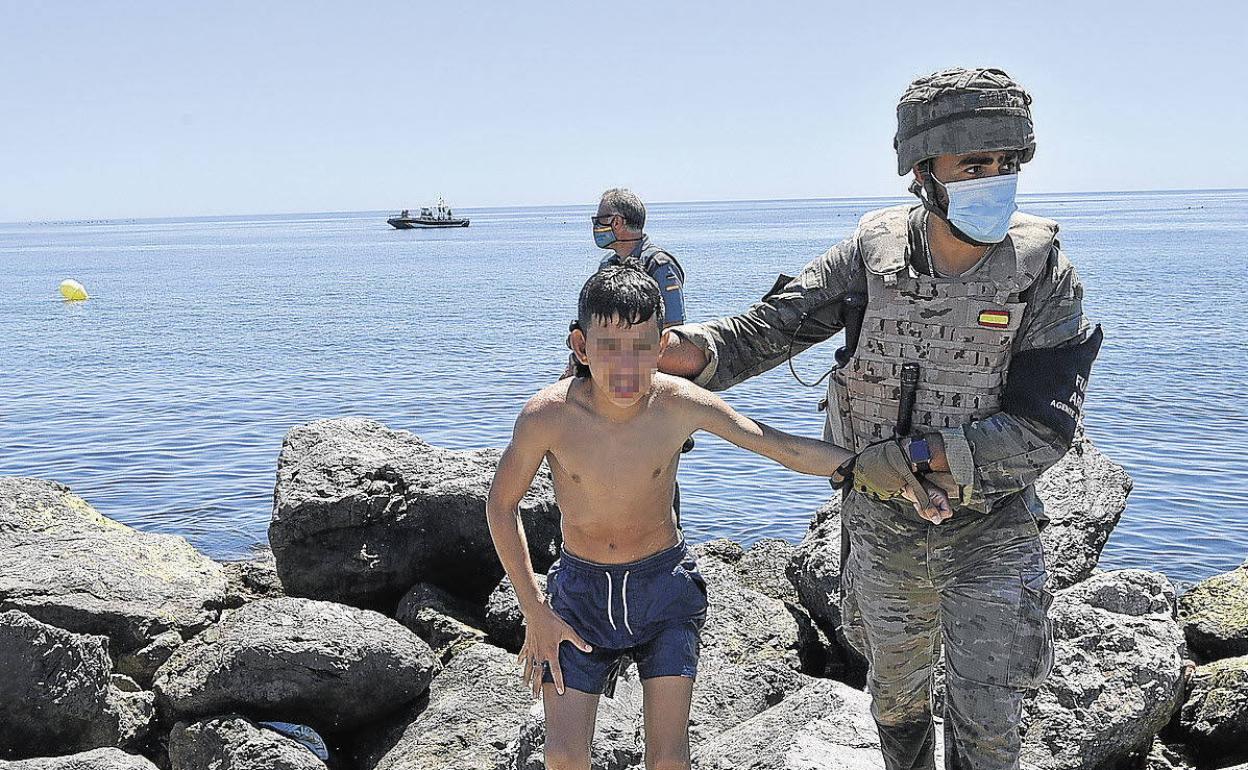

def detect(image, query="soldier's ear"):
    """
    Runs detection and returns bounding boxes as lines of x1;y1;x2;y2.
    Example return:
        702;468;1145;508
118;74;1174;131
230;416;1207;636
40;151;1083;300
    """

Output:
570;327;589;365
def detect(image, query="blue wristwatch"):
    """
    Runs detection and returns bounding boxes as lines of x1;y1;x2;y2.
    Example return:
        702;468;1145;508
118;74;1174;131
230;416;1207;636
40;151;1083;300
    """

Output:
907;436;933;474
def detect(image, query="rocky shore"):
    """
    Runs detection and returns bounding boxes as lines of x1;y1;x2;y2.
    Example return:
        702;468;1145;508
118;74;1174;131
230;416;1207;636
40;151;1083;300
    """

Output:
2;416;1245;769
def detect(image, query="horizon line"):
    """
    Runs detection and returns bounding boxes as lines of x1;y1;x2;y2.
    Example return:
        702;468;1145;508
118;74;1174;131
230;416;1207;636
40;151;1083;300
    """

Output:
4;186;1246;227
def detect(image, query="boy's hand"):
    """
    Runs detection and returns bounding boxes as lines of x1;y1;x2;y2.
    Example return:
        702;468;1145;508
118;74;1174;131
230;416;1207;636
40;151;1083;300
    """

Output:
517;600;592;697
902;480;954;525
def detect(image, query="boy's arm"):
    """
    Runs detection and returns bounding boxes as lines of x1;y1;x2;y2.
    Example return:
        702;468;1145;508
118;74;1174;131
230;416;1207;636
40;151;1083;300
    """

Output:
485;404;555;617
680;381;853;477
486;397;593;696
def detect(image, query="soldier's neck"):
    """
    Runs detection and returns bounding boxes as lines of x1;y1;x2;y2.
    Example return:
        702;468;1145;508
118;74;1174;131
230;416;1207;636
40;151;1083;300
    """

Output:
925;215;989;277
609;233;644;260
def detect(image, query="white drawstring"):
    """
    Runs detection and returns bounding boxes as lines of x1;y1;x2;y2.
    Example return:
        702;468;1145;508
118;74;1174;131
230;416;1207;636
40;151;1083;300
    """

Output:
605;572;618;630
622;570;634;635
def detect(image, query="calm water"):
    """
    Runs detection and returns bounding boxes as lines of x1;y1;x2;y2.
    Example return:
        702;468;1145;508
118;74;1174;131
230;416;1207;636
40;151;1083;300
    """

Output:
2;192;1245;589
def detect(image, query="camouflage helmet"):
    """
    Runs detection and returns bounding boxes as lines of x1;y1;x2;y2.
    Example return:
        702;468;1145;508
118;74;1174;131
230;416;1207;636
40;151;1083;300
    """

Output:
894;67;1035;175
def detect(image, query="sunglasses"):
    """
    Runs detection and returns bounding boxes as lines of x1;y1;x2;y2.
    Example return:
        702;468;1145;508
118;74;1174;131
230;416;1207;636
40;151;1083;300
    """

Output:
591;214;618;227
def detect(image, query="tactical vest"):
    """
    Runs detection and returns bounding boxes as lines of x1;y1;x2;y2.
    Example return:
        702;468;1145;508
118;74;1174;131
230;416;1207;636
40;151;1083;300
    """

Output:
823;205;1057;451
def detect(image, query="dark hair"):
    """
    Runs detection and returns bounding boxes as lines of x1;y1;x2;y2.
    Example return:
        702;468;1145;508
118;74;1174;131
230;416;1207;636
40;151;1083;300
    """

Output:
599;187;646;232
572;265;664;377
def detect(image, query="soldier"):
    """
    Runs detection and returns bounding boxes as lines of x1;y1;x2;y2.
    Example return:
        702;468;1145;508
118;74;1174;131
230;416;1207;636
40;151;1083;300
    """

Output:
658;68;1103;770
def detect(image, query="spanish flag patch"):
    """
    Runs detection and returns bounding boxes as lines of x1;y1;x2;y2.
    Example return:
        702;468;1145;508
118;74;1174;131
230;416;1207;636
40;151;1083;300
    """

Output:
978;309;1011;329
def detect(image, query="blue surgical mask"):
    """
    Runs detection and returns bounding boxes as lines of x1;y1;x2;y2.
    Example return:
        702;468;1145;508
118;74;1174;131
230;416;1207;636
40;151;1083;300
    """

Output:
593;224;617;249
934;173;1018;244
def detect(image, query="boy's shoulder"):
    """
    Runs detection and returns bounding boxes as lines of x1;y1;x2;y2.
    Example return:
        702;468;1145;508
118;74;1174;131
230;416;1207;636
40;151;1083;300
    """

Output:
522;378;578;417
651;372;712;404
648;371;708;396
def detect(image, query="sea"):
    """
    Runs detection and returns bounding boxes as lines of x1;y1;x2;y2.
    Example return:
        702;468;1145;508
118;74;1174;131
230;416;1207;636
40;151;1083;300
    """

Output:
2;190;1245;590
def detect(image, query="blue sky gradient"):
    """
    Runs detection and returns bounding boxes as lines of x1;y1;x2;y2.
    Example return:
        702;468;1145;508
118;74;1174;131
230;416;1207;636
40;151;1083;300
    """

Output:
2;0;1243;220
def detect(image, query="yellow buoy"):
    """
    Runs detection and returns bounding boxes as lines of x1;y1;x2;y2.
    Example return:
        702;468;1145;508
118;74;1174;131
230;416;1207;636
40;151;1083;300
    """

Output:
59;279;89;301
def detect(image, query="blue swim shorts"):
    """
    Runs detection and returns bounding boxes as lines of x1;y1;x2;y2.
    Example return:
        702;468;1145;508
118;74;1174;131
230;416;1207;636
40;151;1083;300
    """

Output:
542;536;708;697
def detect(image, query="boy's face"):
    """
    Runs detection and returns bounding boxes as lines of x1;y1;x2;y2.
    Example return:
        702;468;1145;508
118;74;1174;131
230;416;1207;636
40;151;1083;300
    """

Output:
572;315;667;408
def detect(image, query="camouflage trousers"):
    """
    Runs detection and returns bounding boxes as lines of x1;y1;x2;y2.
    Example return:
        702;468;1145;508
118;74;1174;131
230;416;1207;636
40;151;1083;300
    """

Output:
839;490;1055;770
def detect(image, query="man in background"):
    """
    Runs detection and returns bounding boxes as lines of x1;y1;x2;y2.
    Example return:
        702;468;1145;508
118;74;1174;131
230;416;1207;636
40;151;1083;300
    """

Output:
592;187;686;328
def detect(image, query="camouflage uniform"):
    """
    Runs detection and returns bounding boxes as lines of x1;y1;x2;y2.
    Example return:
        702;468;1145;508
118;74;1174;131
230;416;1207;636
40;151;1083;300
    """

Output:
669;69;1099;770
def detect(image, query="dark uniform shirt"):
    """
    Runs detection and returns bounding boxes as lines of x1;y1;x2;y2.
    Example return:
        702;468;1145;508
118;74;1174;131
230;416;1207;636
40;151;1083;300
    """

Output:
600;235;686;327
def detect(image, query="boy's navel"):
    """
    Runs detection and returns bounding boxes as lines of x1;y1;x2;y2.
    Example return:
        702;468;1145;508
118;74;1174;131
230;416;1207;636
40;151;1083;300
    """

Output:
651;467;662;478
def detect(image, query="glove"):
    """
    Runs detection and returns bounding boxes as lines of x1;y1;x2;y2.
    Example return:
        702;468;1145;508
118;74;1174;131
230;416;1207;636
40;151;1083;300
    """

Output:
851;438;928;504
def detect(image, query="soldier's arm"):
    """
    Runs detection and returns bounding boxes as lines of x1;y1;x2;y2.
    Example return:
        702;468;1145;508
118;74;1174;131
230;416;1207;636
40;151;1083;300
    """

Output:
659;238;865;392
925;246;1103;512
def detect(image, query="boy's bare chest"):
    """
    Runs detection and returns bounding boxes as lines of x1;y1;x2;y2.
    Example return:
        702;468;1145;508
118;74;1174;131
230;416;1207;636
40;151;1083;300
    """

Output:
549;411;685;488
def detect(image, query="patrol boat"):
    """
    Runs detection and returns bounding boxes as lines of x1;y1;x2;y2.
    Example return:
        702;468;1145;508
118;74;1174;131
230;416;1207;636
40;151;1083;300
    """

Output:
387;198;470;229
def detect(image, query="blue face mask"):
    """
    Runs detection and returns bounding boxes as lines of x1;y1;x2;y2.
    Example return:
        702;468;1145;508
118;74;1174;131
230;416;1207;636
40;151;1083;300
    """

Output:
593;224;617;249
934;173;1018;244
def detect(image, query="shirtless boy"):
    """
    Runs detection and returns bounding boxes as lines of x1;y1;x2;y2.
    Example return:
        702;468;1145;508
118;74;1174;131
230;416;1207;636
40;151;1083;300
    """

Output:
486;265;948;770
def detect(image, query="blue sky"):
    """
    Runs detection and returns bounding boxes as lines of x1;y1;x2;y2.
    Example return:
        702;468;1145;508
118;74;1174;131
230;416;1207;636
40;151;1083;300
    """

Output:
2;0;1243;221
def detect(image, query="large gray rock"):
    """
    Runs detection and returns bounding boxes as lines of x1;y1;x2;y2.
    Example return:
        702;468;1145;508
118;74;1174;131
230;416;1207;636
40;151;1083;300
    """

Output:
783;502;866;683
691;677;883;770
483;574;546;653
154;597;437;733
0;611;153;760
1033;436;1132;589
692;542;817;674
697;538;801;606
0;749;159;769
0;478;229;684
219;546;286;610
168;715;327;770
1141;738;1199;770
690;652;815;747
269;419;561;609
394;582;488;662
1176;654;1248;765
702;535;851;681
787;499;845;636
689;543;821;743
1178;559;1248;662
1020;570;1186;770
354;642;532;770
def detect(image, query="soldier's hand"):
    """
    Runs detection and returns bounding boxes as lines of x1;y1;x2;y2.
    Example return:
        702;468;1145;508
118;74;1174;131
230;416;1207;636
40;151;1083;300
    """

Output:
923;472;959;499
851;439;936;518
905;480;953;524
